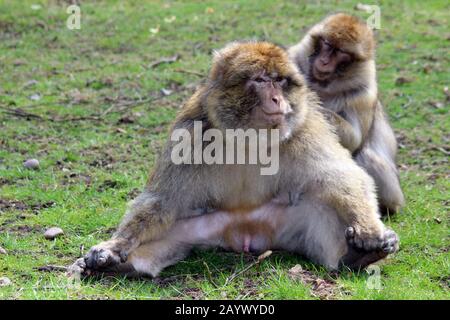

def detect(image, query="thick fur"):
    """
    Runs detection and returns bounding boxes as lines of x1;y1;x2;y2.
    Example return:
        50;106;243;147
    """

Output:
68;42;398;278
289;13;405;213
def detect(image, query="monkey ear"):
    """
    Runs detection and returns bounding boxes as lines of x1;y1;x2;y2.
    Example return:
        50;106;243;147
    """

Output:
209;42;242;82
209;50;226;82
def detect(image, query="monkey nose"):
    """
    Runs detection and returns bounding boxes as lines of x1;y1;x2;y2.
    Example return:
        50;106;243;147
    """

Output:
272;97;280;106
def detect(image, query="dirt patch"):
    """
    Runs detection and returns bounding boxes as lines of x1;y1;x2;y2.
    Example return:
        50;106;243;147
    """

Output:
126;188;141;200
238;278;261;298
0;199;55;213
180;287;204;300
97;179;125;192
288;265;339;300
61;172;92;186
0;224;42;234
0;177;14;186
0;199;28;211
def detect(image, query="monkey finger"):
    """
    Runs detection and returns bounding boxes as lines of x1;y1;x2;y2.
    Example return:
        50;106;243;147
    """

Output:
345;227;355;238
381;229;399;253
67;257;86;277
119;251;128;263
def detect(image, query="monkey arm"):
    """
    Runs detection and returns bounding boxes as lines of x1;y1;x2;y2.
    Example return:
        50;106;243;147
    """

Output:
318;107;362;153
313;156;385;244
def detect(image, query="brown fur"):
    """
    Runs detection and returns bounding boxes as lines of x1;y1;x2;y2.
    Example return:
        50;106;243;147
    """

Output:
317;13;375;60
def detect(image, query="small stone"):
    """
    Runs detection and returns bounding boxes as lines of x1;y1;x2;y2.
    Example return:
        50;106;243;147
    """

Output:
0;247;6;254
23;158;40;169
160;88;173;96
29;93;41;101
0;277;12;287
289;264;303;275
44;227;64;240
23;79;38;89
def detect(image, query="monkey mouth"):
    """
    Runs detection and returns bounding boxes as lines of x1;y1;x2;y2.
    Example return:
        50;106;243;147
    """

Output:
312;68;332;81
261;110;286;125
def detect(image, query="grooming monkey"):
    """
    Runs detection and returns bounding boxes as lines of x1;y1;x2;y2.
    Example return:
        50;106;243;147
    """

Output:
69;42;398;278
289;13;405;214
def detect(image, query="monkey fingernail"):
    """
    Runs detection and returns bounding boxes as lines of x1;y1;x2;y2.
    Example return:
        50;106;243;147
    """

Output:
345;227;355;238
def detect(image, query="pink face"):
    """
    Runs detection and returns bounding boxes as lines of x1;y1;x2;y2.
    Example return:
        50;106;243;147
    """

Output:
312;38;352;82
246;73;293;127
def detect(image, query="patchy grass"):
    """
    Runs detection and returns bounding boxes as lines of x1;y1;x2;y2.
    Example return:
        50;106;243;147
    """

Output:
0;0;448;300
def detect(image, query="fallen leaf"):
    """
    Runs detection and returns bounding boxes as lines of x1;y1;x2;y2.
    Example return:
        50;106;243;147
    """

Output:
164;16;176;23
354;3;373;12
115;128;127;134
148;54;179;69
149;25;160;35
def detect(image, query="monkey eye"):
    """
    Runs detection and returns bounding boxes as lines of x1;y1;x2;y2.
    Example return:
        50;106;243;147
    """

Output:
321;39;332;49
254;77;266;83
276;77;288;87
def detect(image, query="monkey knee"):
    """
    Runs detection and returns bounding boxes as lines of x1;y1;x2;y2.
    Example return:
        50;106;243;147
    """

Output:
128;255;160;278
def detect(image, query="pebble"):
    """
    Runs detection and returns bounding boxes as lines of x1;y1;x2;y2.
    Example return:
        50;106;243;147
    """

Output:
0;247;6;255
23;158;40;169
44;227;64;240
0;277;12;287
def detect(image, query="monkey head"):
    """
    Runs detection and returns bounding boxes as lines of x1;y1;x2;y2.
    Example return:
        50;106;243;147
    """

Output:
307;13;375;86
205;42;308;139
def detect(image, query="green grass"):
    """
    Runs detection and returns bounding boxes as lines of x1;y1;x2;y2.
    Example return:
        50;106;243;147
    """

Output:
0;0;448;300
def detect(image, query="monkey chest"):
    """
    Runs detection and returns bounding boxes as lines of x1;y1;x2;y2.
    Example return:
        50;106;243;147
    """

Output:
218;165;279;211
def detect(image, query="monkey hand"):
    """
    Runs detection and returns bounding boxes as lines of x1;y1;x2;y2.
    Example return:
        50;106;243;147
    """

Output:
67;239;129;278
318;107;340;124
345;225;399;254
84;239;129;270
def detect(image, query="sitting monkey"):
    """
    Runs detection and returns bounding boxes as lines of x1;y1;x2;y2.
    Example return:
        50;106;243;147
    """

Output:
289;14;405;214
69;42;398;278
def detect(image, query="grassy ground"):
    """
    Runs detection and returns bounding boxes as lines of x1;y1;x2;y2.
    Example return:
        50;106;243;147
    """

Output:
0;0;448;300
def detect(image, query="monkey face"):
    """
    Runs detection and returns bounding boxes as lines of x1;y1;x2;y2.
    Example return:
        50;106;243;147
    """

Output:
245;71;293;128
310;37;353;84
207;42;305;133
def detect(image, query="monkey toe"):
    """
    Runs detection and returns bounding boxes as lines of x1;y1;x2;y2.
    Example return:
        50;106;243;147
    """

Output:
380;229;399;253
67;257;88;278
345;226;398;253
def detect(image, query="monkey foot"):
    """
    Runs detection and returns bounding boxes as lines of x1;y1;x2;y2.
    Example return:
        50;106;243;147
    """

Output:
341;227;399;270
345;226;398;253
67;256;137;278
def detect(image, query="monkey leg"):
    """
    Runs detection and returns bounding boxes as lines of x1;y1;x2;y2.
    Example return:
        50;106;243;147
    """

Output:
80;191;177;272
274;196;399;270
356;147;405;214
70;210;231;278
127;212;230;277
